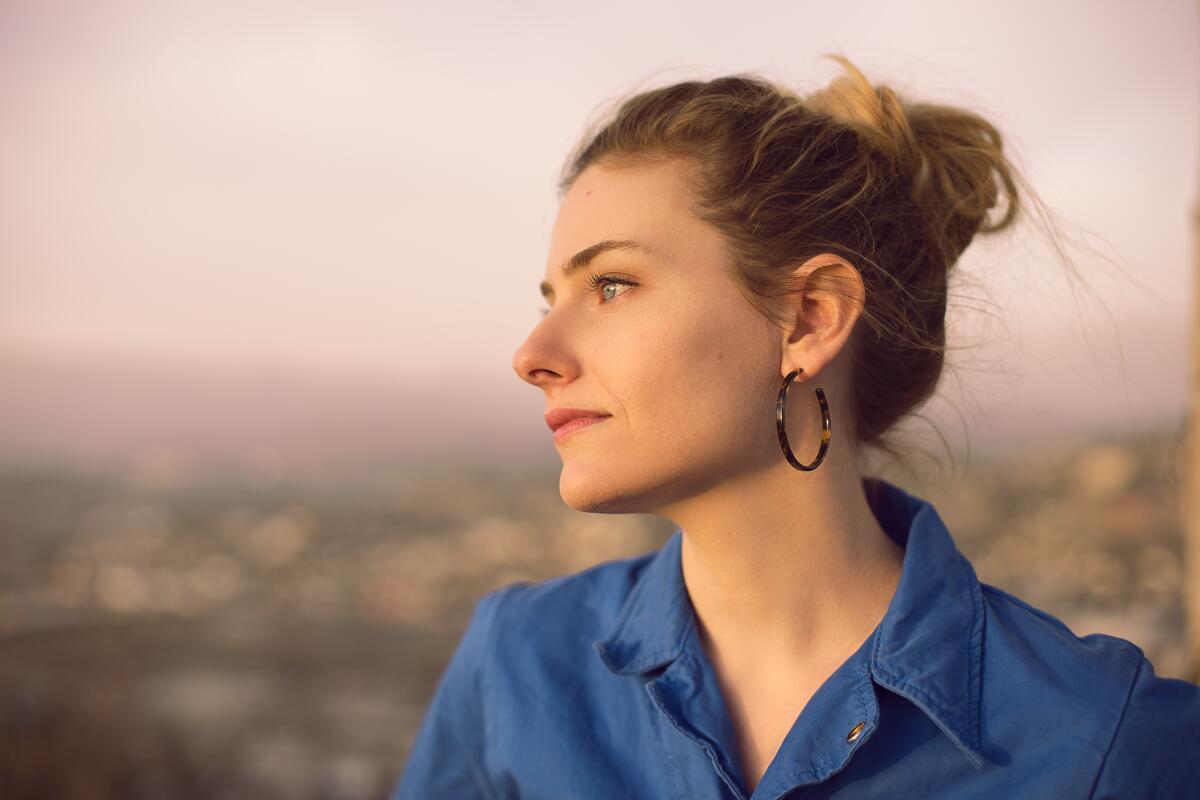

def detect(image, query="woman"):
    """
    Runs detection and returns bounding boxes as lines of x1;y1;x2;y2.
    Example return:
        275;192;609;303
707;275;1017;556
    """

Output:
395;55;1200;798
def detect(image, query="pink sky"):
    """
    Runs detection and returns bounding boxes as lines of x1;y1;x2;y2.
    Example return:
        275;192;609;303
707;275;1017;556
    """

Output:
0;1;1197;468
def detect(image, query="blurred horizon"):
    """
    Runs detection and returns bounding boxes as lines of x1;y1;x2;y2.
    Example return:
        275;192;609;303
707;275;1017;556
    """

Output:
0;338;1189;481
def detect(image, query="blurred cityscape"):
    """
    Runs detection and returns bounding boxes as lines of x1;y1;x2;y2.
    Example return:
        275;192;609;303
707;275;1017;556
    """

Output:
0;425;1190;799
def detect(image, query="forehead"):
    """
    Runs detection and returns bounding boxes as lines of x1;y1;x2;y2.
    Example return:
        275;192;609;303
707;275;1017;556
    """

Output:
545;159;702;277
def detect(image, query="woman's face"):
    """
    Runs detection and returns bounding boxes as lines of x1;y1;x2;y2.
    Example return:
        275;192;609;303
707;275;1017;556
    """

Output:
512;159;787;513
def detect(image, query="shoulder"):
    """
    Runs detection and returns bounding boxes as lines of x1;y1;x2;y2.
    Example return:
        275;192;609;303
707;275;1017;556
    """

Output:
453;536;668;689
484;545;657;647
1088;654;1200;797
977;582;1200;796
979;581;1145;681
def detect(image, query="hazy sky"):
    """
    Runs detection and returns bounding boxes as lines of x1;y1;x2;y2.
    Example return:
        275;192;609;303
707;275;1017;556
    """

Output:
1;0;1197;463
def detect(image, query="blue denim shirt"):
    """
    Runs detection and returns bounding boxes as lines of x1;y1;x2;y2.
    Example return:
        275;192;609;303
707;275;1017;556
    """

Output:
394;477;1200;799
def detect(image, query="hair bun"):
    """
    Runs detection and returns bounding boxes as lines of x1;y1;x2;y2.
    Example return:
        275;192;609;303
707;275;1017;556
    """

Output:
806;54;1019;259
805;55;918;167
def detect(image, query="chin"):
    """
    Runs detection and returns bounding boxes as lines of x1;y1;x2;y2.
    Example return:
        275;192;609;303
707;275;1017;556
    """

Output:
558;458;677;515
557;460;640;513
559;473;626;513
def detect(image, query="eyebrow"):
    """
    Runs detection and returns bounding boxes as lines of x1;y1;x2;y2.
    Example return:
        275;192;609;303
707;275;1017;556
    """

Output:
539;239;647;300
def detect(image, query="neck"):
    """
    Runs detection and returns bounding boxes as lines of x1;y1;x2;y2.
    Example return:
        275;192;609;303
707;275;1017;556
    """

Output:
662;444;905;673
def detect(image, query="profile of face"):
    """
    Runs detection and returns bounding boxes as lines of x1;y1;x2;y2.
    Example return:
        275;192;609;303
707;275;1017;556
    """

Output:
512;158;814;515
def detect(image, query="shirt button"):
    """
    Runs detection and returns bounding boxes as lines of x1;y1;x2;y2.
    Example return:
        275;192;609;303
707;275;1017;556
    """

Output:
846;721;866;743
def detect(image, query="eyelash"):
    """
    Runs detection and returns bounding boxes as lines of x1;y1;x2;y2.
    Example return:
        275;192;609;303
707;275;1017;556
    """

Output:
539;272;636;316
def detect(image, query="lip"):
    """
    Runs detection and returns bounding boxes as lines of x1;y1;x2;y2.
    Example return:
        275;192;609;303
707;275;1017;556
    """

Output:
552;414;611;442
545;407;612;441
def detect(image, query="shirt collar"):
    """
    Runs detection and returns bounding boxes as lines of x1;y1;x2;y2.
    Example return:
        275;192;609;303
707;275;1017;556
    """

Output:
592;475;987;770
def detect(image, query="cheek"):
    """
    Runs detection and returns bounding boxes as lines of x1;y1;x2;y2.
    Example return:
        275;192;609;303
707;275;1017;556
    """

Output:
622;305;775;451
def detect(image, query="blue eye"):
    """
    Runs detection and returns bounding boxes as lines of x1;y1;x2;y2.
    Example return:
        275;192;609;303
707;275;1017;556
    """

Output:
585;272;636;303
538;273;636;317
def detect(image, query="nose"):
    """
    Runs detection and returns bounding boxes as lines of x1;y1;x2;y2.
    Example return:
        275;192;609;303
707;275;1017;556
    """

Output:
512;327;568;389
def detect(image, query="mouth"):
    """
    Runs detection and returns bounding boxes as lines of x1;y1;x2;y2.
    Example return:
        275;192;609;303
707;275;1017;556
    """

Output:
551;414;611;442
545;407;613;441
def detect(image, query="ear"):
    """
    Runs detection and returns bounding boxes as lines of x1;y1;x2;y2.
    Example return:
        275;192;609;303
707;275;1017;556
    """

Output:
778;253;866;381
